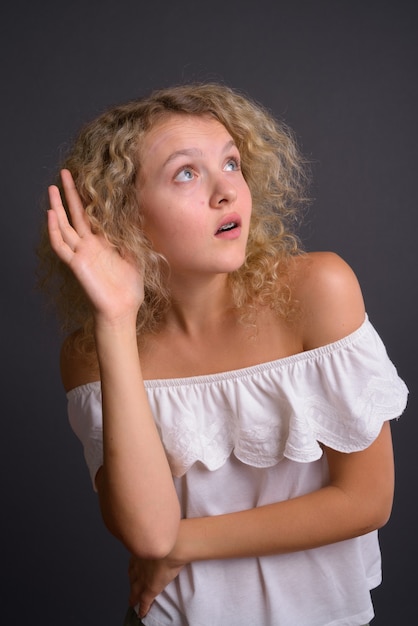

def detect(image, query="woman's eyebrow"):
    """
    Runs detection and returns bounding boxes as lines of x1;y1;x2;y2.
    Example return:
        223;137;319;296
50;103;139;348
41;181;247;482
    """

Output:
163;148;203;168
162;139;237;168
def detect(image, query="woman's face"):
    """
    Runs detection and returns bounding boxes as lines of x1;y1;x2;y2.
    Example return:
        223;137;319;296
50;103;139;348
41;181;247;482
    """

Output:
136;114;252;278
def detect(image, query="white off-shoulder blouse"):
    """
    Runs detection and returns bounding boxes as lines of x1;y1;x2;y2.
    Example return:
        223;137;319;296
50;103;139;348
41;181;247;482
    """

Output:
67;316;408;626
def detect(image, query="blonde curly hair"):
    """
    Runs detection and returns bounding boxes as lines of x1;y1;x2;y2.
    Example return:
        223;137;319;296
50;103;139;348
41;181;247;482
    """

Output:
38;83;309;354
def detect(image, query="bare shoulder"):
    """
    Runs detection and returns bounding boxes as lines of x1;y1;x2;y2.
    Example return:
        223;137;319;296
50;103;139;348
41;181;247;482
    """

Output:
60;330;100;392
291;251;366;350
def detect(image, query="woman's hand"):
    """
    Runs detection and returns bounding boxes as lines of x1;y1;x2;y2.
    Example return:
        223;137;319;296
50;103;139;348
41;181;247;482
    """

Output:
128;553;185;618
47;169;144;325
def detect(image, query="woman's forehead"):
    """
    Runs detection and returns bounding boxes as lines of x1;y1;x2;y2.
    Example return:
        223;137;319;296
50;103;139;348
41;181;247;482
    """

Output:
139;114;234;164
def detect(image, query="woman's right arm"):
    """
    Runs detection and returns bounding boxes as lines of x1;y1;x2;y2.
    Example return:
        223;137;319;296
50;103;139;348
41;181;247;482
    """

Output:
48;170;180;559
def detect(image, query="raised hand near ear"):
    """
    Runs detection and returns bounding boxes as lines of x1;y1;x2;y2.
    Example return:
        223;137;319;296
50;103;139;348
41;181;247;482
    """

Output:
47;169;144;326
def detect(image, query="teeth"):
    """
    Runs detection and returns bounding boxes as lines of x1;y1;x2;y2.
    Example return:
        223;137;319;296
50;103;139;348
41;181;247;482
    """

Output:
218;222;236;232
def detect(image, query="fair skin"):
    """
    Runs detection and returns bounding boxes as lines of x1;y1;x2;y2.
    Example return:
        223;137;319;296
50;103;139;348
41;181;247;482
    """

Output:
48;115;394;619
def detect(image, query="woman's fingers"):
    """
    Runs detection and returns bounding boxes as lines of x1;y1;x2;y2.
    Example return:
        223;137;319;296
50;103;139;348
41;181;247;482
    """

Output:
127;556;184;618
47;183;83;259
47;169;94;263
59;169;91;236
47;169;145;318
47;205;75;265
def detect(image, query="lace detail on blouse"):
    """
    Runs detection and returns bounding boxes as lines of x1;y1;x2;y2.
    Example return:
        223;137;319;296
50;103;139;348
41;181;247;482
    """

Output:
67;316;408;481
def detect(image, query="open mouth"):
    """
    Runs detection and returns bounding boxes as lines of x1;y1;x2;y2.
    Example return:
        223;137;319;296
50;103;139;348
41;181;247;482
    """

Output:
214;213;242;237
216;221;238;234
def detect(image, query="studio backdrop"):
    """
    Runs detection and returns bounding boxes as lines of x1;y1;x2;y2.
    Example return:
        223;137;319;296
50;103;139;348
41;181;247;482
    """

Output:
1;1;416;623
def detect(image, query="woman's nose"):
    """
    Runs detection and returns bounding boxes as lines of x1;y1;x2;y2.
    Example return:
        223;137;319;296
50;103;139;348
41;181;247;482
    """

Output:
209;177;237;208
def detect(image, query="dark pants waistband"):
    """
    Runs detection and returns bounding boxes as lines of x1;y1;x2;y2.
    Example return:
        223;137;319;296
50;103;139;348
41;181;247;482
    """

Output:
123;607;145;625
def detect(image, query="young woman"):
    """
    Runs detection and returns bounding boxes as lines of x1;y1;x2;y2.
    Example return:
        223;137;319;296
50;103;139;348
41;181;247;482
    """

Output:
40;83;408;625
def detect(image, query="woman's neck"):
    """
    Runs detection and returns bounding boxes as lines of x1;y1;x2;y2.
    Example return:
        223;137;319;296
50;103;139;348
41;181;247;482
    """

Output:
165;272;235;337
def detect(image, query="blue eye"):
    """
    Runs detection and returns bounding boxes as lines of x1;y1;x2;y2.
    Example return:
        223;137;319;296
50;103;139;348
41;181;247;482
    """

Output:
224;158;240;171
175;167;194;182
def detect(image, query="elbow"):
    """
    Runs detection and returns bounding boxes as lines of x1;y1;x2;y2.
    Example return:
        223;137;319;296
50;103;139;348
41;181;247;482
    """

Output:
375;492;394;529
370;501;393;532
100;502;181;559
97;471;181;559
130;542;176;561
124;520;181;560
358;493;394;536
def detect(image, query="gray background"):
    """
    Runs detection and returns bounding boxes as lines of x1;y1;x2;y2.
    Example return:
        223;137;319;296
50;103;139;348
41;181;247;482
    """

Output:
1;0;416;623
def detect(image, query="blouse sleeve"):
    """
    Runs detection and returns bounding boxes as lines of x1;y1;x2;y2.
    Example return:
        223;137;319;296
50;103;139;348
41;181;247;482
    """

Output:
67;381;103;490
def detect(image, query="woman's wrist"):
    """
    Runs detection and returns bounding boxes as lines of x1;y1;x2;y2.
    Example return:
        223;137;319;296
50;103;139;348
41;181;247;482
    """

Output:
168;517;208;566
93;310;139;335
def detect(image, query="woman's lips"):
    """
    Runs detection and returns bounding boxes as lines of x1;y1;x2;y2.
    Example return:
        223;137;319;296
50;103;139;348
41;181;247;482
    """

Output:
214;213;242;237
215;223;242;239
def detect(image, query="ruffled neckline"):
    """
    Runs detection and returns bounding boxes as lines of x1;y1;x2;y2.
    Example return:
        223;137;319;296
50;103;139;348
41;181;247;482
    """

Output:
143;315;370;389
67;314;408;478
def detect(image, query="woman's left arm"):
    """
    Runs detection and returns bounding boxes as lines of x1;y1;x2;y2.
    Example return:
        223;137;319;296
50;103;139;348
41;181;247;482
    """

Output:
130;422;394;616
129;252;396;615
171;420;394;563
171;252;395;560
